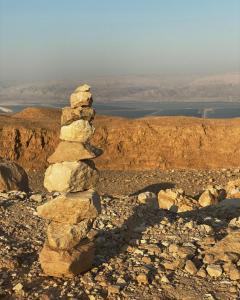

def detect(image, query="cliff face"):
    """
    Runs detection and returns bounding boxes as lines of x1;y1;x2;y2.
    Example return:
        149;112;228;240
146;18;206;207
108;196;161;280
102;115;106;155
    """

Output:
1;107;240;171
0;108;60;171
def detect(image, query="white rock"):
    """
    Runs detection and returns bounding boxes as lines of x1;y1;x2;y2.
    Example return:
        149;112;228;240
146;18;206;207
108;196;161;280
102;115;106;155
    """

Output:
60;120;94;143
44;161;99;193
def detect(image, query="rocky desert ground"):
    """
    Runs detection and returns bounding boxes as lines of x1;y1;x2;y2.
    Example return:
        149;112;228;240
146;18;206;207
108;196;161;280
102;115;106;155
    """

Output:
1;107;240;299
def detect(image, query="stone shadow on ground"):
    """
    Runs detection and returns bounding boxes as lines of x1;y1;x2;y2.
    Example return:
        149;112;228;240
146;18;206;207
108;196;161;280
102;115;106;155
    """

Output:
130;182;175;196
95;184;240;271
94;200;176;272
180;198;240;241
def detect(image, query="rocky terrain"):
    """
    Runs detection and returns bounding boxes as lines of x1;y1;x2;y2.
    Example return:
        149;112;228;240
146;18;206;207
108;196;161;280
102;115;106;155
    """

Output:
1;107;240;171
1;168;240;299
1;105;240;299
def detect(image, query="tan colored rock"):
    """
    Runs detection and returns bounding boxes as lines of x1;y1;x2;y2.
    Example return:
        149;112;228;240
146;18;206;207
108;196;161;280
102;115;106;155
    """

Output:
206;264;222;277
47;219;92;250
37;189;101;224
60;120;94;143
185;260;198;275
205;231;240;263
158;188;198;212
138;192;158;208
70;91;92;108
199;186;226;207
226;179;240;198
61;106;95;126
43;161;99;192
229;264;240;280
136;273;149;285
39;239;94;277
47;141;101;163
0;160;29;192
157;189;180;210
207;185;226;201
75;84;91;92
197;268;207;278
199;190;217;207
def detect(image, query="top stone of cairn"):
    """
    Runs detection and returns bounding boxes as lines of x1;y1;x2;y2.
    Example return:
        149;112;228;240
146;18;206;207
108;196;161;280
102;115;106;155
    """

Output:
70;84;92;108
75;84;91;92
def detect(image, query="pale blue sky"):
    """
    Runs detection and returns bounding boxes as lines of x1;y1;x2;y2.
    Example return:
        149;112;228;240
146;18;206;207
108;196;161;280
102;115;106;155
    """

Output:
0;0;239;80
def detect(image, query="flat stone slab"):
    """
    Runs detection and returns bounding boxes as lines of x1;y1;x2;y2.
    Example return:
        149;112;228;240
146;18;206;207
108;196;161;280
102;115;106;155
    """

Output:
47;141;101;163
37;189;101;224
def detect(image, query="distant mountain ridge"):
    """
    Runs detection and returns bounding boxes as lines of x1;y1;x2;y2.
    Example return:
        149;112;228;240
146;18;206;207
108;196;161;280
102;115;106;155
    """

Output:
0;72;239;105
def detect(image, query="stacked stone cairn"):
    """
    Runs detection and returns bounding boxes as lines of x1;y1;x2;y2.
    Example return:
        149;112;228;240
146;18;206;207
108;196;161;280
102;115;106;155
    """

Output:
37;84;102;278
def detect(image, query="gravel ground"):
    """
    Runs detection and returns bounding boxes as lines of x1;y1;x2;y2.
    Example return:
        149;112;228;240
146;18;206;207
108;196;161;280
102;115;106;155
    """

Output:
29;168;240;196
1;168;240;299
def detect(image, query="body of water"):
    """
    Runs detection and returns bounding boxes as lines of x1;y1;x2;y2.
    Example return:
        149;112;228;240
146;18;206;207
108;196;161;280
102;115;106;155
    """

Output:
1;101;240;119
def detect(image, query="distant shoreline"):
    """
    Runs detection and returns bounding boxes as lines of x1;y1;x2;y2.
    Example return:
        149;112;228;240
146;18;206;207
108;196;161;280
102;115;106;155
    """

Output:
1;101;240;119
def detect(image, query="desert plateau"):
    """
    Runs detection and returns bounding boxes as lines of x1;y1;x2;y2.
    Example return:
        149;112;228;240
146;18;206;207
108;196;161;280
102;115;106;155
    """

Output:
1;102;240;299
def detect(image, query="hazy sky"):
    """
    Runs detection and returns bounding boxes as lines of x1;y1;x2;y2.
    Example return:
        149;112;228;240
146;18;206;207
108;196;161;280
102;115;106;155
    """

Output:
0;0;239;81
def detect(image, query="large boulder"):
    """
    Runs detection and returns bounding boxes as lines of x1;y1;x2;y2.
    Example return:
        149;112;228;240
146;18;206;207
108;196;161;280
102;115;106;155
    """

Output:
44;160;99;192
60;120;94;143
0;160;29;192
37;189;101;224
61;106;95;126
47;141;101;163
47;219;92;250
39;239;94;278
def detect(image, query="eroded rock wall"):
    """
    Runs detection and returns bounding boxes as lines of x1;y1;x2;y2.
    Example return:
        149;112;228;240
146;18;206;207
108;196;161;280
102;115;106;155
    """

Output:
1;108;240;171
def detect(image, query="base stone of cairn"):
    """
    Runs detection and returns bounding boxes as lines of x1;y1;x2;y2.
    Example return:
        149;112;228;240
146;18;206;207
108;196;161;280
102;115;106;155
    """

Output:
39;240;95;278
38;84;102;278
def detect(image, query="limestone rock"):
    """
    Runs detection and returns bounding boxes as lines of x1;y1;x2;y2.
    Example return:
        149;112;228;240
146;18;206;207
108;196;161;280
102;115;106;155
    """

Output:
158;188;198;212
0;160;29;192
204;231;240;263
60;120;94;143
136;273;149;285
158;189;181;210
47;141;101;163
199;190;217;207
70;91;92;108
30;194;43;203
138;192;158;208
185;260;198;275
47;219;92;250
61;106;95;126
229;264;240;280
226;179;240;198
43;160;99;192
37;189;101;224
206;264;222;277
199;186;226;207
39;239;94;278
75;84;91;92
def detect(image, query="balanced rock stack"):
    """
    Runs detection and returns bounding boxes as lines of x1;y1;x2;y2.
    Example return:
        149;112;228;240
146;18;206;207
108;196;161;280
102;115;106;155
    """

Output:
37;84;101;278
